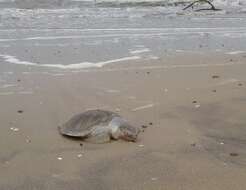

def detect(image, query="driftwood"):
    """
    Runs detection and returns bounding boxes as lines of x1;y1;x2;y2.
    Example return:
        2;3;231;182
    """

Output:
183;0;221;11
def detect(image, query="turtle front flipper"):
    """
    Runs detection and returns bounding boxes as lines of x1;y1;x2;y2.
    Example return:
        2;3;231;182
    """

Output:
85;125;112;143
85;132;111;143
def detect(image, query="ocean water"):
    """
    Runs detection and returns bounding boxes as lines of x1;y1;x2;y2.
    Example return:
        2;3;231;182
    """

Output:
0;0;246;69
0;0;245;8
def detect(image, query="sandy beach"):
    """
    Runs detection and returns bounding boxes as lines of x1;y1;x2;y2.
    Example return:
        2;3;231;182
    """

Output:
0;52;246;189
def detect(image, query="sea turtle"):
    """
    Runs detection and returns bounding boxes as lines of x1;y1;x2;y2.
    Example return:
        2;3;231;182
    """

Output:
58;109;140;143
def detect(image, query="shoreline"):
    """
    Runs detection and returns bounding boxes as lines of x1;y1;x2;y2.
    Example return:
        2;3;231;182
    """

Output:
0;51;245;71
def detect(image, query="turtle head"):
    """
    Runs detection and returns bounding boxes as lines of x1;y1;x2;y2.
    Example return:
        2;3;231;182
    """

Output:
118;123;140;142
109;117;140;142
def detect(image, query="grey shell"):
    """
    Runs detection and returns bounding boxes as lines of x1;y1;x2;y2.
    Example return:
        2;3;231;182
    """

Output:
58;109;120;138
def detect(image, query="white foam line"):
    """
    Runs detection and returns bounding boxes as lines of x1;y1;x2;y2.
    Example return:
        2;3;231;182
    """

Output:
4;72;13;75
0;84;17;88
1;30;246;42
40;56;141;69
132;104;154;112
18;91;33;95
0;92;14;96
51;73;66;76
22;72;31;74
86;62;244;73
0;54;243;72
0;33;181;42
176;50;204;54
130;48;150;54
1;27;246;32
148;56;159;60
0;54;141;69
226;51;246;55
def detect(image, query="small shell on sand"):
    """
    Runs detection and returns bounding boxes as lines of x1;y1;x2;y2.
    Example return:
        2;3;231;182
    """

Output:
195;104;201;108
106;89;120;93
57;157;63;160
132;104;154;111
151;177;158;181
115;108;121;112
10;127;19;132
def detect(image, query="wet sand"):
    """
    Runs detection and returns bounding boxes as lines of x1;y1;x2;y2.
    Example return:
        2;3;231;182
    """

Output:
0;53;246;189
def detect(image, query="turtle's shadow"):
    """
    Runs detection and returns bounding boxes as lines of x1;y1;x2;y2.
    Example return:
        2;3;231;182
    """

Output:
60;134;85;141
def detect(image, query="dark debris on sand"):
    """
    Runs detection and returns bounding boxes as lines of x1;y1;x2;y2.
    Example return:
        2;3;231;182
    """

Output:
142;125;148;129
212;75;220;79
230;153;239;157
191;143;196;147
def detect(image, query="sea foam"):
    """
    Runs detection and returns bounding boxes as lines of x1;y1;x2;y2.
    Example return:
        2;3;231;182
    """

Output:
0;54;141;69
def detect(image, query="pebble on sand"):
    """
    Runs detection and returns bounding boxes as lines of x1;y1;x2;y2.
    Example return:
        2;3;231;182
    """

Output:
17;110;24;114
77;154;83;158
142;125;148;129
57;157;63;160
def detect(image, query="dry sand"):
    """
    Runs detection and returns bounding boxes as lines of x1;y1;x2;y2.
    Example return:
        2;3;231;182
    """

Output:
0;53;246;190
